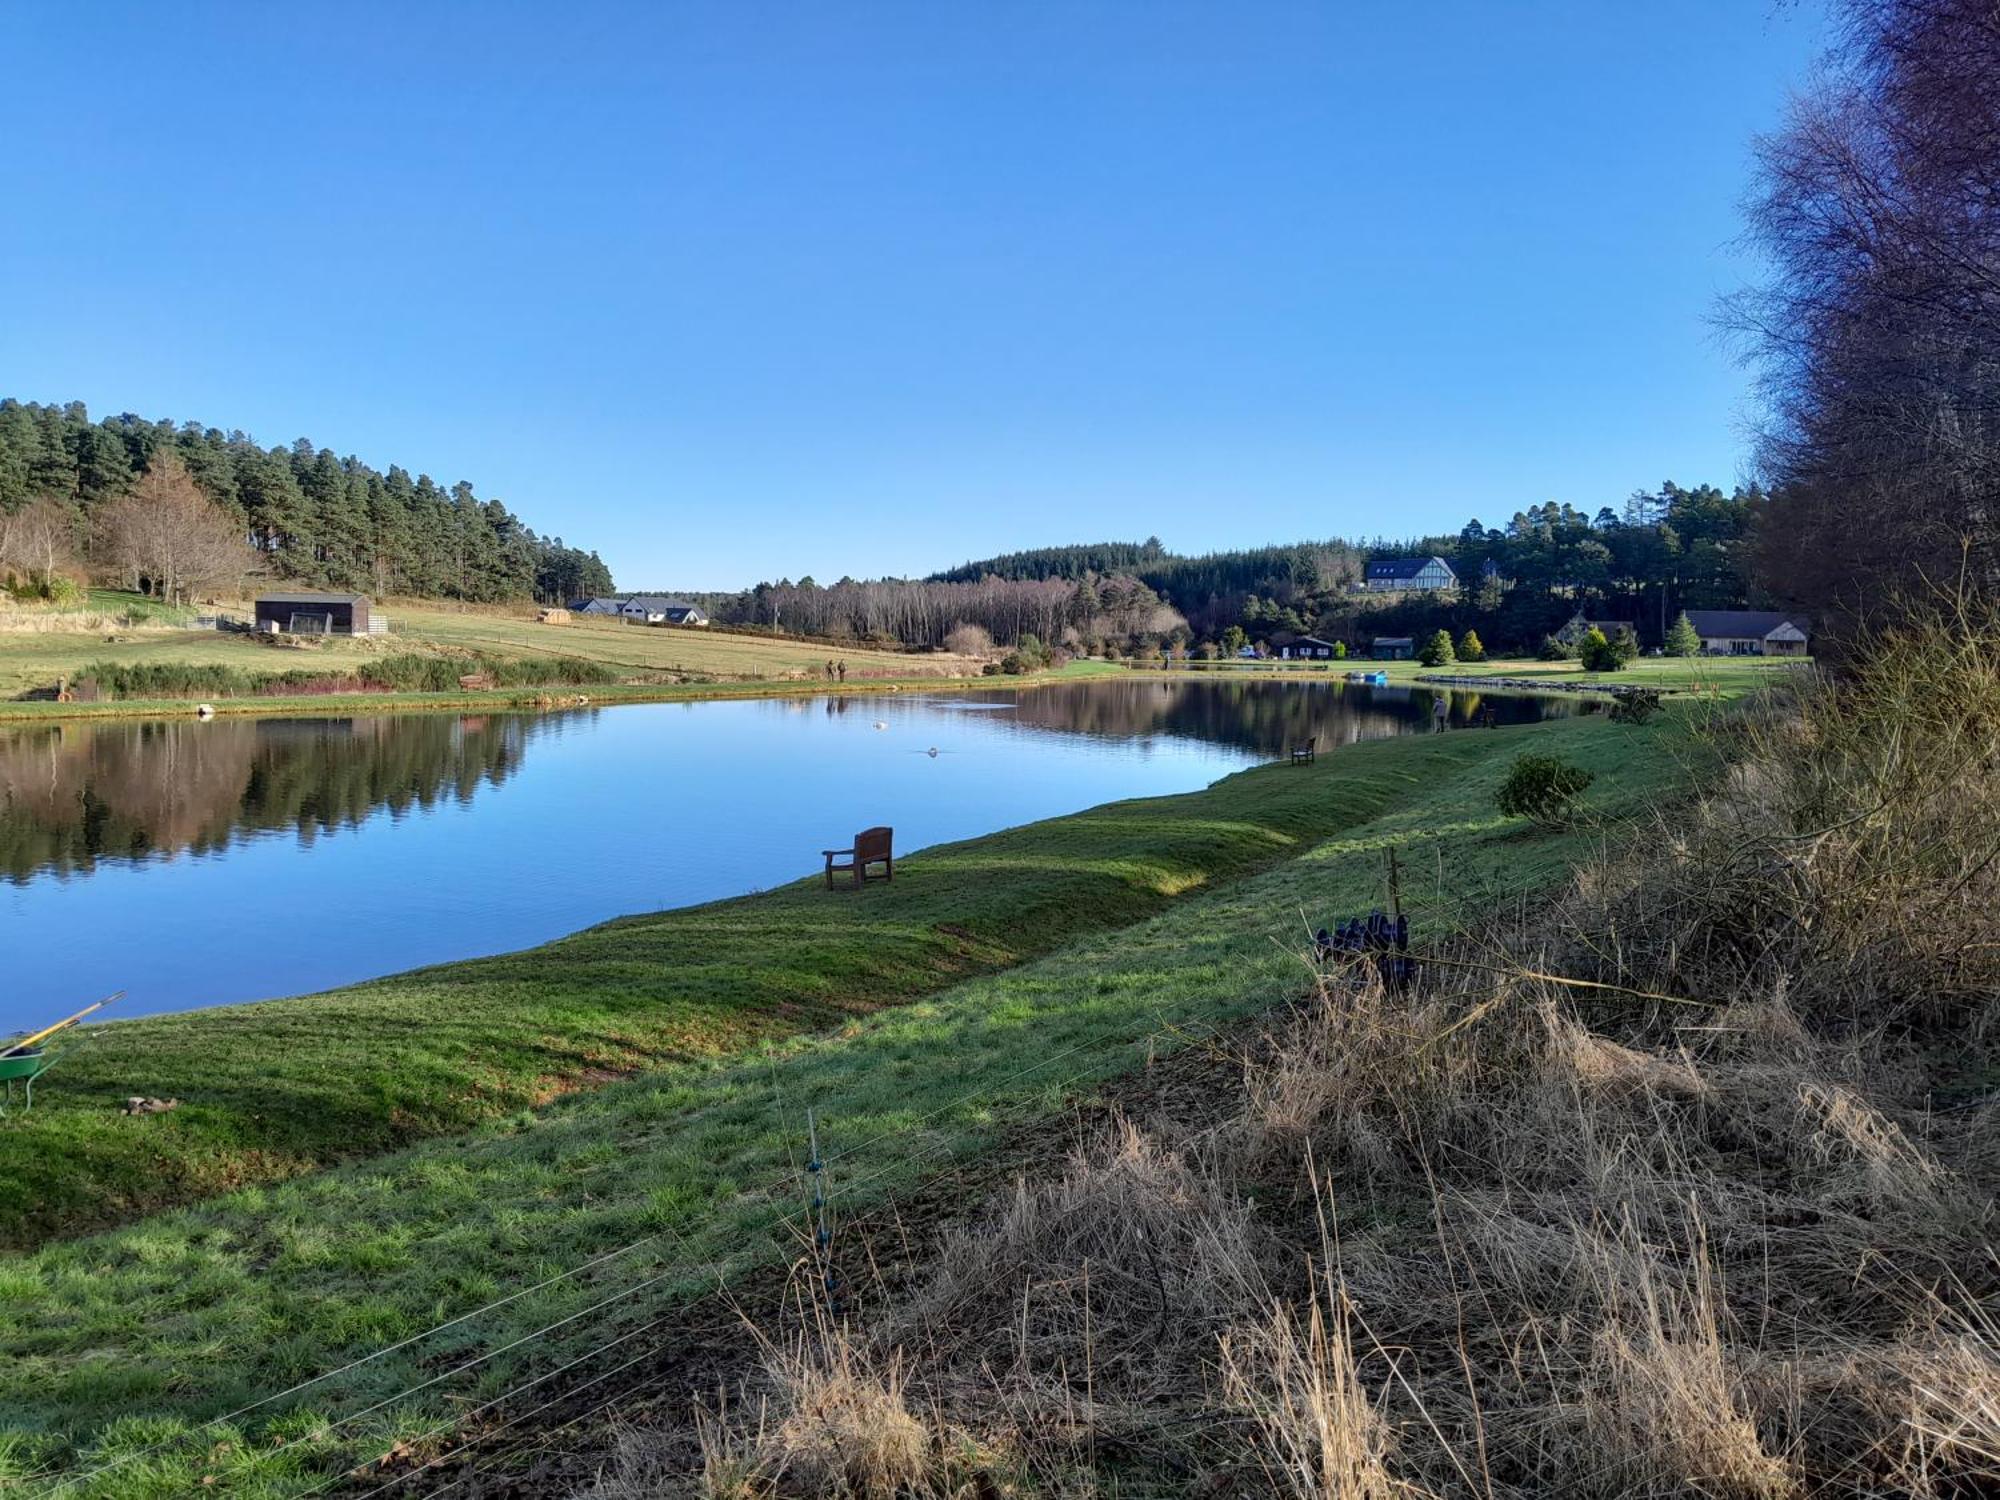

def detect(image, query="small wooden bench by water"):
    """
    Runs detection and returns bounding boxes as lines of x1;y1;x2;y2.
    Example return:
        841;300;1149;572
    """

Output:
824;826;894;888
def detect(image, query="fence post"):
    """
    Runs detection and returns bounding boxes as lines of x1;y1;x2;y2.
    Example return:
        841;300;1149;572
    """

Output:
805;1109;843;1317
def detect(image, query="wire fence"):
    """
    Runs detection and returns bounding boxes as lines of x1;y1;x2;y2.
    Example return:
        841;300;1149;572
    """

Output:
42;1001;1234;1500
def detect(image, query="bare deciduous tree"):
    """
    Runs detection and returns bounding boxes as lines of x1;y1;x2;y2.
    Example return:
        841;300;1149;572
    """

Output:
95;452;258;604
0;496;81;594
1731;0;2000;648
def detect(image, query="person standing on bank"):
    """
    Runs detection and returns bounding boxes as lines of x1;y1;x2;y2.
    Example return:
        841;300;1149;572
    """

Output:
1432;694;1450;733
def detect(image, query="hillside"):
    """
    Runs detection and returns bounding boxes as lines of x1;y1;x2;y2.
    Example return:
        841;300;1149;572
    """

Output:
709;482;1770;656
0;400;611;603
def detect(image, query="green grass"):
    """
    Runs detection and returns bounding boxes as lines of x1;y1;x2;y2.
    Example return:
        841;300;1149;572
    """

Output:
0;709;1709;1496
1163;652;1806;698
0;712;1605;1247
389;605;981;681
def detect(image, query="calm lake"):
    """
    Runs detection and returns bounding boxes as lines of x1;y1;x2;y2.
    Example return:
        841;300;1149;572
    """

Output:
0;678;1570;1026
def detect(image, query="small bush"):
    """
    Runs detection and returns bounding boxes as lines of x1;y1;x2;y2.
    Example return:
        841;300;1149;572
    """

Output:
1496;753;1596;824
1458;628;1486;662
78;651;616;701
1579;626;1638;673
1418;628;1457;668
1539;634;1577;661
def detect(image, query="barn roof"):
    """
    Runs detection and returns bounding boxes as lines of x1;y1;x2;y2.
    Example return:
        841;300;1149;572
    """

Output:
256;592;370;605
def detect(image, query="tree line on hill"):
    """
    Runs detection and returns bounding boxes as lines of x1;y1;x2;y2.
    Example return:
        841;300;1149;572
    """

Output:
0;401;612;605
711;482;1766;659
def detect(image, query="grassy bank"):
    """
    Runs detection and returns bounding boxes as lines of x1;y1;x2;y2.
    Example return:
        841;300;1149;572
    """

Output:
629;612;2000;1499
1165;652;1804;697
0;709;1707;1495
0;708;1646;1248
0;596;984;710
0;659;1116;723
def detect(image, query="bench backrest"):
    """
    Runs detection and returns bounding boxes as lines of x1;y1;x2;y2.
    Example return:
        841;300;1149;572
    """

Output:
855;826;893;862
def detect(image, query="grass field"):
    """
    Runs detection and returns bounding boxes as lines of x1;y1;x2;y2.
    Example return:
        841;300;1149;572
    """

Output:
0;708;1716;1495
395;606;979;680
0;595;983;706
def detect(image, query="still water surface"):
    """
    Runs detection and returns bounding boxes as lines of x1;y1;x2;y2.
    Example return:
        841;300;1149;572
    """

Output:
0;679;1567;1025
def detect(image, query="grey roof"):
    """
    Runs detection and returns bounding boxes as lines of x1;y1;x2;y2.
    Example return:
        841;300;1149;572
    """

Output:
622;595;701;613
256;592;370;605
1372;635;1415;646
1685;610;1809;638
1288;635;1337;649
1366;555;1455;580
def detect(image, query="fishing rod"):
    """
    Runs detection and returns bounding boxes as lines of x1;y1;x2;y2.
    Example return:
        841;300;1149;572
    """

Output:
5;991;126;1055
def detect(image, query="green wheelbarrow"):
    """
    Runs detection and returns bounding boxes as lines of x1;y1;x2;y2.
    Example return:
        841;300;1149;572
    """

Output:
1;991;124;1115
0;1049;50;1114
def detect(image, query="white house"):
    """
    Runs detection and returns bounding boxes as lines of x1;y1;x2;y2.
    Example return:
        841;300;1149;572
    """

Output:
1684;610;1811;657
619;596;710;627
1364;556;1457;593
1278;635;1338;660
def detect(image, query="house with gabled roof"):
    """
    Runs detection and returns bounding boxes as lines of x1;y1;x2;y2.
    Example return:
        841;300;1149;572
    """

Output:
1685;610;1810;657
1364;556;1457;593
619;596;709;626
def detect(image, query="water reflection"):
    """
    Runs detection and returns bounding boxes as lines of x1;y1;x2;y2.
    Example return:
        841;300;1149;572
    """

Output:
0;681;1568;1020
0;715;537;882
1004;678;1558;754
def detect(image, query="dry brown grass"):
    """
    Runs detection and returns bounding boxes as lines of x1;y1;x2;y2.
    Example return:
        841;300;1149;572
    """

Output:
589;608;2000;1498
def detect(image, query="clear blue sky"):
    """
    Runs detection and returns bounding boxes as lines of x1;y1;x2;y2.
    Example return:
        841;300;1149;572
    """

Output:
2;2;1826;591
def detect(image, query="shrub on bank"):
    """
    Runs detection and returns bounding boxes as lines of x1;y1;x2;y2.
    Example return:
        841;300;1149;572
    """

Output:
1496;752;1596;824
77;651;616;701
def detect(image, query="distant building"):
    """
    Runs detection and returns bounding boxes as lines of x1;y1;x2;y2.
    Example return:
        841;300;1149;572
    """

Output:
1372;636;1416;660
1364;556;1457;593
1685;610;1811;657
618;596;709;626
254;592;373;635
570;597;624;615
1278;635;1338;660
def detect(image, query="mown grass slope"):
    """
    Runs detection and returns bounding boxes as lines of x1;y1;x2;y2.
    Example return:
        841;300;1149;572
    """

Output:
0;709;1706;1496
394;606;978;680
0;712;1620;1246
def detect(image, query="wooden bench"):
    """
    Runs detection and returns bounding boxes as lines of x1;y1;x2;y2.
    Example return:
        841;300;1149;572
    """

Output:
1290;745;1316;765
824;826;893;888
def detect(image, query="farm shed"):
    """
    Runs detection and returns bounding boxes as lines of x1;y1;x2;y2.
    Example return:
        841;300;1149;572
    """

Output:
254;592;374;635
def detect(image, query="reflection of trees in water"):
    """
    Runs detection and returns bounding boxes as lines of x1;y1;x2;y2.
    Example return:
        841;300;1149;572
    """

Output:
0;713;547;882
1004;679;1566;754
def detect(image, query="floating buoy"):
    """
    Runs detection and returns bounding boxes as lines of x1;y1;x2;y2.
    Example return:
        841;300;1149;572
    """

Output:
873;721;889;730
927;746;939;758
195;703;216;719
